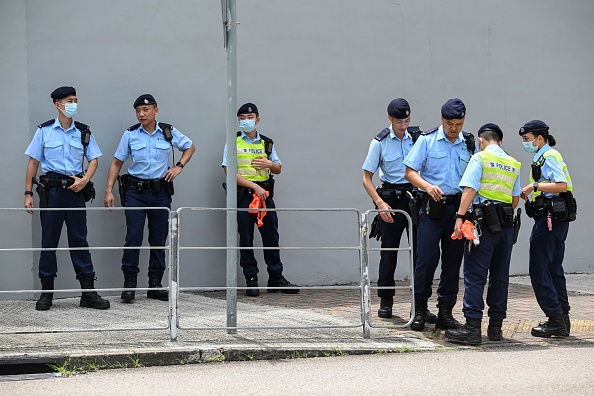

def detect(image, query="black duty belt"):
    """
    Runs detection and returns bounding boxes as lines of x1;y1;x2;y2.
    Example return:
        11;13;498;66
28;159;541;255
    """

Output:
127;176;166;191
420;192;461;206
382;182;413;191
40;172;83;188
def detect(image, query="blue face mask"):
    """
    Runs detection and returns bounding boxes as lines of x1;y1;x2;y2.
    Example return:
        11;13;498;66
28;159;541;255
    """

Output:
60;103;78;118
522;138;538;153
239;119;256;133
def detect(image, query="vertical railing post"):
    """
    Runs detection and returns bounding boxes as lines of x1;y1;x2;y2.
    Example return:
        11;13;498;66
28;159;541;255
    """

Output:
361;213;371;339
169;210;179;341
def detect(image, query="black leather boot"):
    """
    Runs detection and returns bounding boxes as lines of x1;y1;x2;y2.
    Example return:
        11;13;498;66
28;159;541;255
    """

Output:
531;315;568;338
410;299;428;331
147;271;169;301
563;312;571;336
35;277;54;311
445;317;482;345
121;270;137;303
267;274;299;294
378;297;393;318
487;318;503;341
425;309;437;324
245;276;260;297
435;300;463;330
79;275;110;309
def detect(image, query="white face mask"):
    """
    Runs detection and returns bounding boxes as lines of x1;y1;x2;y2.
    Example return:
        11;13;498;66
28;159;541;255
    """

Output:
239;119;256;132
59;103;78;118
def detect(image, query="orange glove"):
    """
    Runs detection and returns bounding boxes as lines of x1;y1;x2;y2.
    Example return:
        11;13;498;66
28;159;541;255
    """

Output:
248;191;269;227
451;220;476;240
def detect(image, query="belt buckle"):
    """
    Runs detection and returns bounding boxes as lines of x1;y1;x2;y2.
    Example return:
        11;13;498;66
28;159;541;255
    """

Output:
137;181;144;190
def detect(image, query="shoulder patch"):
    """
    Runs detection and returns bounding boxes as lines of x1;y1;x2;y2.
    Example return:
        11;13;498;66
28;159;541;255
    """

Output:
374;128;391;142
421;127;438;136
127;123;141;131
37;119;54;128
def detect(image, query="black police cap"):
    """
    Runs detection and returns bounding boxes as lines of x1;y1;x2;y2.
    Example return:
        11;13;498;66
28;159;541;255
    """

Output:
518;119;549;135
441;98;466;119
237;103;259;117
477;123;503;140
387;98;410;119
133;94;157;108
51;86;76;101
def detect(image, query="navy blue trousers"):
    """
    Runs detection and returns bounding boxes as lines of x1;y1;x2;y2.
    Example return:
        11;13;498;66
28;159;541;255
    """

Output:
237;193;283;278
462;224;514;320
377;195;417;298
39;186;94;279
414;204;464;304
121;188;171;274
529;218;570;317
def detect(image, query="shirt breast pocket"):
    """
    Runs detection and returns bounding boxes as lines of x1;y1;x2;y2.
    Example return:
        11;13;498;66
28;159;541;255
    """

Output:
68;139;84;158
131;143;148;163
156;141;171;162
426;150;447;173
383;151;402;165
44;141;63;160
458;150;471;171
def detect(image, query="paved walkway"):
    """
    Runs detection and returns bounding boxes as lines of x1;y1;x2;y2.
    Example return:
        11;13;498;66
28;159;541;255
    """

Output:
0;274;593;372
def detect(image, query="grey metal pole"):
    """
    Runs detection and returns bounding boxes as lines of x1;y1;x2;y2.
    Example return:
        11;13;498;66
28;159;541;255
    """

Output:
224;0;238;334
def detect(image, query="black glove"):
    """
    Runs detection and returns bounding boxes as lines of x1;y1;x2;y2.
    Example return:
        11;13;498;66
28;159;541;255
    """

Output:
369;214;382;241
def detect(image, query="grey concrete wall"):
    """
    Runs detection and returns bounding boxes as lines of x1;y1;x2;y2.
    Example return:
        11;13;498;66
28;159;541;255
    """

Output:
1;0;593;297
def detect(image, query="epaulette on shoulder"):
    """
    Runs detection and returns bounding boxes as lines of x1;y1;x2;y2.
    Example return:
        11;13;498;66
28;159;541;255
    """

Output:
407;126;423;143
259;134;273;144
158;122;173;130
421;127;438;136
259;134;274;157
236;131;242;137
158;122;173;142
374;128;391;142
127;123;141;131
37;119;54;128
73;121;90;132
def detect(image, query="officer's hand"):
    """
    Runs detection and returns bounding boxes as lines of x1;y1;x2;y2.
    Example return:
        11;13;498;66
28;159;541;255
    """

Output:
163;166;182;182
25;195;34;215
377;200;395;223
426;185;443;202
520;184;534;201
251;156;271;170
253;185;268;201
68;176;87;193
104;192;115;209
454;217;463;237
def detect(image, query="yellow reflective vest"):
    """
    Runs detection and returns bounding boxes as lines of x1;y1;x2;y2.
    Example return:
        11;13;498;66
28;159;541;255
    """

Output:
530;148;573;201
477;151;521;204
236;135;270;182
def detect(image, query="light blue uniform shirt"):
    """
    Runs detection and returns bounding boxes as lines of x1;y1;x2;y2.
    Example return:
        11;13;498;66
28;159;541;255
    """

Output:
114;121;193;180
532;143;568;199
362;126;413;184
403;126;474;195
25;118;102;176
459;144;522;205
221;131;281;167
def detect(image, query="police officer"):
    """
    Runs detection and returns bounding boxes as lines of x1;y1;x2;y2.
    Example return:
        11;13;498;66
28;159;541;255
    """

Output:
444;123;521;345
519;120;573;338
222;103;298;296
362;98;436;322
403;98;475;331
24;86;110;311
104;94;196;303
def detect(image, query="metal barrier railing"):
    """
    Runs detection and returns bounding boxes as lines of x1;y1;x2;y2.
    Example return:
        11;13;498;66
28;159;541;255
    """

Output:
0;206;416;340
0;206;172;335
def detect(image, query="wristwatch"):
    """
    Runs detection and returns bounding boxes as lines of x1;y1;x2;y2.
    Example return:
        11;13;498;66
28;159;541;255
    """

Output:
176;161;184;169
533;182;539;192
24;191;33;196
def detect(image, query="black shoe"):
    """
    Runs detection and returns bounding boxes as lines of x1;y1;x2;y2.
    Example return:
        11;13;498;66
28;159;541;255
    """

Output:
267;275;299;294
435;301;463;330
378;297;393;318
79;276;110;310
121;270;137;303
147;271;169;301
425;309;437;324
410;299;428;331
531;315;568;338
487;319;503;341
245;276;260;297
445;318;482;345
562;312;571;336
35;277;54;311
